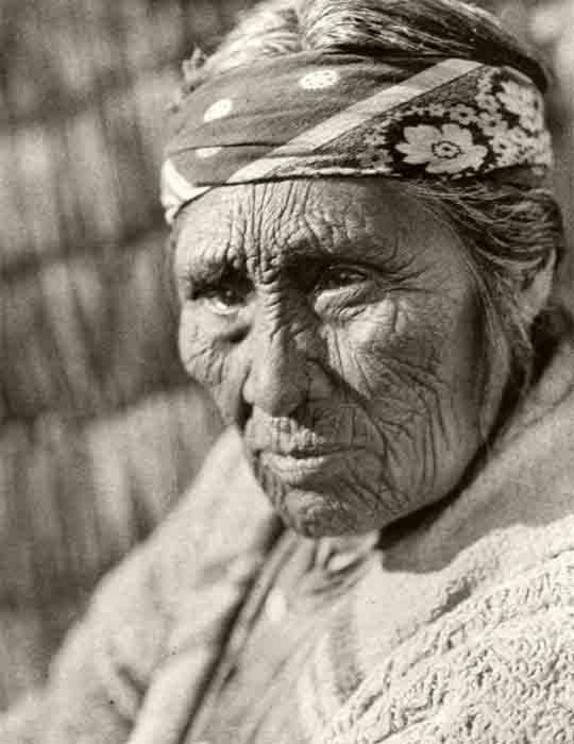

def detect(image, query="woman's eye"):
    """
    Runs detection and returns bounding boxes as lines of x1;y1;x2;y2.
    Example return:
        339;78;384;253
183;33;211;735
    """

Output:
315;266;370;292
202;285;251;315
203;290;243;314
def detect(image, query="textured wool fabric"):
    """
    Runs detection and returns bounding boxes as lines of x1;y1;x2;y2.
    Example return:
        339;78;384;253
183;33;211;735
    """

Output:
161;52;552;223
1;339;574;743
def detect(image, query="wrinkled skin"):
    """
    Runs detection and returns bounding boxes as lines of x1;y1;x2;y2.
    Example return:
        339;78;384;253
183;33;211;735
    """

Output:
174;179;510;537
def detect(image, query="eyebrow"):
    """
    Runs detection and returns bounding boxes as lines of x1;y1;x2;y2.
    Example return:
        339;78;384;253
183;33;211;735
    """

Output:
175;208;405;288
186;255;235;284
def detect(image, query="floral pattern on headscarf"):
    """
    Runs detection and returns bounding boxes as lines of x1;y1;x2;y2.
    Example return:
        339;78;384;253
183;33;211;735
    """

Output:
350;67;552;178
162;55;552;224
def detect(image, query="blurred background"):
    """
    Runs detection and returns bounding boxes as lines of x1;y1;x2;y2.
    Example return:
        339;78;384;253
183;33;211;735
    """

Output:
0;0;572;711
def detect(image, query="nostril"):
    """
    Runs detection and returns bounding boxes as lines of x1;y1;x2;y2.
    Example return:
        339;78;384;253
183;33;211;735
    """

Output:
226;325;250;344
242;323;311;417
237;397;253;430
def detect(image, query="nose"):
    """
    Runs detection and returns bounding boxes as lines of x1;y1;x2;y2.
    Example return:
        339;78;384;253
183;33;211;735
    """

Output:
242;312;311;417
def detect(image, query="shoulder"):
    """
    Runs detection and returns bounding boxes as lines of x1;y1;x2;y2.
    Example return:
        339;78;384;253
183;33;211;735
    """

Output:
317;550;574;744
92;426;275;620
0;429;276;743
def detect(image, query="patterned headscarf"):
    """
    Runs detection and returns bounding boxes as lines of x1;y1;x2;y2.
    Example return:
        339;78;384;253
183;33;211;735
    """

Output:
161;52;552;224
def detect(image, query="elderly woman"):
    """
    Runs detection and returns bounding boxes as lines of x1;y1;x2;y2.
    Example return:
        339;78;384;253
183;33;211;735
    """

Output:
3;0;573;742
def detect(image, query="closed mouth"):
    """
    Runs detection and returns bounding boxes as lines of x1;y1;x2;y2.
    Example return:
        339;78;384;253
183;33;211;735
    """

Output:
258;446;361;474
259;451;337;480
266;445;347;459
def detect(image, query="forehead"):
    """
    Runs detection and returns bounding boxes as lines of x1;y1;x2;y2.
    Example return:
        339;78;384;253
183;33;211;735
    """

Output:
173;179;463;278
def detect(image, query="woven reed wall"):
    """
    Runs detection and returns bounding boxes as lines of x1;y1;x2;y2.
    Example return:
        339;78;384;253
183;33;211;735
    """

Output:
1;0;572;713
0;0;252;709
487;0;574;299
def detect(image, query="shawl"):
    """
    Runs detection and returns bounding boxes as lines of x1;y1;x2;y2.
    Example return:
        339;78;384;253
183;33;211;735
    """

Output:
1;339;574;743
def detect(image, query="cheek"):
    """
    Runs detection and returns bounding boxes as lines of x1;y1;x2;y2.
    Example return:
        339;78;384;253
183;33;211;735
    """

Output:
178;308;247;416
178;307;222;383
323;293;483;482
324;296;444;401
329;290;481;403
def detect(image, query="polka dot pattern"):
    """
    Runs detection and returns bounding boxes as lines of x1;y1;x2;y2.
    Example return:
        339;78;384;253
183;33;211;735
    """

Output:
299;69;340;91
163;55;552;226
203;98;234;123
196;146;222;160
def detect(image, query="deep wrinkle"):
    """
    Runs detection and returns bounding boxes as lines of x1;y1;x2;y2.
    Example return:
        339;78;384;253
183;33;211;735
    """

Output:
175;178;508;536
176;182;418;312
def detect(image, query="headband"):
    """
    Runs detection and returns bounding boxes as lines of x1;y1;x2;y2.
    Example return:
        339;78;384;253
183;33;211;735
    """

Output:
161;52;552;224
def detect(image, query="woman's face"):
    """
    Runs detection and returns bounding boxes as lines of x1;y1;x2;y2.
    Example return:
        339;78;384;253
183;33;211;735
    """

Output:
174;179;508;536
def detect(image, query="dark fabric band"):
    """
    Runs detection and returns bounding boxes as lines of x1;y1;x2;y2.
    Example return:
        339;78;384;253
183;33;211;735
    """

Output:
161;52;552;224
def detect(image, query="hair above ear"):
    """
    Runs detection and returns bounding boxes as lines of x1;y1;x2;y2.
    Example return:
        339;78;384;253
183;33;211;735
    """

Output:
298;0;546;87
188;0;547;93
519;251;557;325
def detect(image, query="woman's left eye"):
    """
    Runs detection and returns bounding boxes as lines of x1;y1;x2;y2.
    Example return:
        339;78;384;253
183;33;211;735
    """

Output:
314;265;371;293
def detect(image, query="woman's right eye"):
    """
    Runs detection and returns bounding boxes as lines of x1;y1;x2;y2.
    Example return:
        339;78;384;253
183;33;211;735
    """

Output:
202;286;248;315
193;275;254;317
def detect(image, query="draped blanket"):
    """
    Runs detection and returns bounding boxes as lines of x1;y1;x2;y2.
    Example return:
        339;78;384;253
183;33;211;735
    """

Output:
1;340;574;743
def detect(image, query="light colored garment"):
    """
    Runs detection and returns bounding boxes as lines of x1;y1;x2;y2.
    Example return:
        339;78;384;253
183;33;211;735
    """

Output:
2;341;574;743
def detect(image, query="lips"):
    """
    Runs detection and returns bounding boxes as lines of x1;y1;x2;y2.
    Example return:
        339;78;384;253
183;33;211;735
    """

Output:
263;444;346;459
243;412;369;483
263;450;342;467
257;446;361;485
244;422;349;459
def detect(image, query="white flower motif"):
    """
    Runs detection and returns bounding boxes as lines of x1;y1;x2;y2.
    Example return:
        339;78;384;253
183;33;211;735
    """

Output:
497;80;535;115
490;131;521;167
203;98;233;122
476;90;500;115
507;127;531;148
396;123;487;174
477;110;504;136
448;104;477;125
497;81;544;131
299;69;339;90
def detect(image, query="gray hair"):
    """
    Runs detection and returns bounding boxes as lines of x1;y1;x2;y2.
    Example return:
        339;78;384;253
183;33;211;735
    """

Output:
178;0;567;395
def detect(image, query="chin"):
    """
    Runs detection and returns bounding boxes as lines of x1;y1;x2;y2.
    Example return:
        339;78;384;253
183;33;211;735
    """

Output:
250;445;415;536
276;488;352;537
255;465;387;537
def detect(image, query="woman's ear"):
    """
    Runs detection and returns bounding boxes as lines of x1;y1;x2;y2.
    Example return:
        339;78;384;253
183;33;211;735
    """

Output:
518;251;556;325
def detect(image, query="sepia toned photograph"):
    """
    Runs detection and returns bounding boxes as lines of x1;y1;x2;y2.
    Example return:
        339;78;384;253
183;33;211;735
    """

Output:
1;1;573;741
